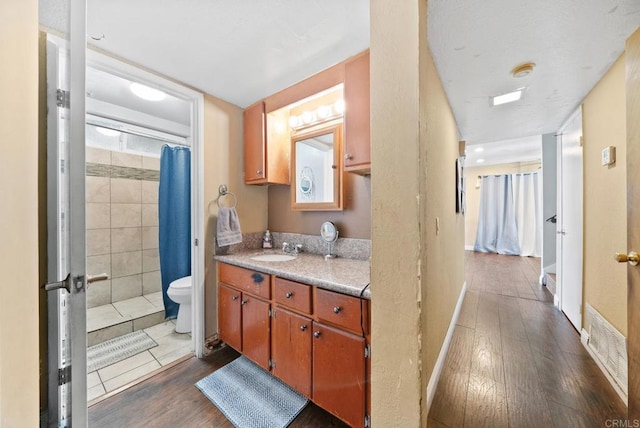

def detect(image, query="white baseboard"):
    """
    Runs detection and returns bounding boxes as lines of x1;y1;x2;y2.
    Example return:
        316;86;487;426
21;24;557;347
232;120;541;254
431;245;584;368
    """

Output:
580;329;628;406
426;281;467;412
465;245;475;251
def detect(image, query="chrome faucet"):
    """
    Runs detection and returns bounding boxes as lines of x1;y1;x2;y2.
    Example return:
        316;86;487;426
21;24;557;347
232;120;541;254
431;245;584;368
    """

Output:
282;242;303;254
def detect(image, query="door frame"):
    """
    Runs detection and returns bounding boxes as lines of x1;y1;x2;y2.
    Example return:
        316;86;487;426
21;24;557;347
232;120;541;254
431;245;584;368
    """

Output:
86;50;207;357
555;106;584;331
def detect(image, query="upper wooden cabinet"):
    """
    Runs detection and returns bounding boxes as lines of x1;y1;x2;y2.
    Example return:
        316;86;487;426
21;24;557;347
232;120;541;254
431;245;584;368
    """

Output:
344;51;371;175
243;101;289;185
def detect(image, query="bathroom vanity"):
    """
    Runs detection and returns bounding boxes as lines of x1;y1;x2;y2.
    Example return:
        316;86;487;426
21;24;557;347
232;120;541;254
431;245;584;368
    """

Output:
215;252;370;428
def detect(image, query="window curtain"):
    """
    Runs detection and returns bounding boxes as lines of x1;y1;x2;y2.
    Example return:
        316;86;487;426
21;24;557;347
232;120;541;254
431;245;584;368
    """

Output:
474;172;542;257
158;145;191;319
512;172;542;257
474;174;520;255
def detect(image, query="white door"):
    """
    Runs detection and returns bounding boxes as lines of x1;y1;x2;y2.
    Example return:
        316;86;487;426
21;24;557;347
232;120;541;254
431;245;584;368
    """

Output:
44;1;89;426
556;107;584;331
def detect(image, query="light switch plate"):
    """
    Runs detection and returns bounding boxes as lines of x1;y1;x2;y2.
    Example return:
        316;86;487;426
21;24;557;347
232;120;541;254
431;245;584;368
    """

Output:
602;146;616;166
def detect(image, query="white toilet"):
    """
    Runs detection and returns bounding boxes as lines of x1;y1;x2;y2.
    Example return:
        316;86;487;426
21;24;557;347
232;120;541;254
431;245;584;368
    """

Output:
167;275;192;334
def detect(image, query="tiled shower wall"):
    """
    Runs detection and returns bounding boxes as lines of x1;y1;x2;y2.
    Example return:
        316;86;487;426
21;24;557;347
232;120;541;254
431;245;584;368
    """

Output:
86;147;162;308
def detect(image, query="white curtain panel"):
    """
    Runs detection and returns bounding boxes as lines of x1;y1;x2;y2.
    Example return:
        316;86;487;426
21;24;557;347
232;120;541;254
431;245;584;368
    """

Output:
512;172;543;257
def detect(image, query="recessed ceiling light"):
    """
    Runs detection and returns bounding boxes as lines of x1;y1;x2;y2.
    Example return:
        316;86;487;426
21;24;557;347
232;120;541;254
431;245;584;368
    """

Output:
474;147;484;153
512;62;535;78
477;158;485;163
490;88;525;106
130;82;167;102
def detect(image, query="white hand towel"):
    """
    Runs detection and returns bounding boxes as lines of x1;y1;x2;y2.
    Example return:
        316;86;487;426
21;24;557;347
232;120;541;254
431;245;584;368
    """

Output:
217;207;242;247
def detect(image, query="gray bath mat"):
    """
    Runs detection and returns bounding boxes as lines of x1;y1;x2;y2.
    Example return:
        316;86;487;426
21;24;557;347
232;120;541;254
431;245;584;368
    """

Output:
195;356;308;428
87;330;158;373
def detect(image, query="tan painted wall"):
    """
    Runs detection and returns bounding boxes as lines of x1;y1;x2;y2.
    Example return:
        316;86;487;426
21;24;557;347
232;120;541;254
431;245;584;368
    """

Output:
464;162;541;248
421;37;466;420
267;174;371;239
370;0;423;426
203;95;268;337
0;0;40;425
582;54;627;336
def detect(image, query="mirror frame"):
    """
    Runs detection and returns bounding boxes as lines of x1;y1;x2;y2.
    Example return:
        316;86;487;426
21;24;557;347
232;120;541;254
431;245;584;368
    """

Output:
290;123;343;211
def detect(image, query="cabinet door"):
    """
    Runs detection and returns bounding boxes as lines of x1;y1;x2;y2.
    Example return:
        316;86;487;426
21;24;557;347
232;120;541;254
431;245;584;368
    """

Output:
272;308;312;397
344;51;370;174
312;322;366;427
218;284;242;351
242;295;271;370
244;101;266;183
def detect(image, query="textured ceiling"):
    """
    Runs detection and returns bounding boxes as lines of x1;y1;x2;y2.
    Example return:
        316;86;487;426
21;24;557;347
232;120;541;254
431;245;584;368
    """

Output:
39;0;640;165
428;0;640;149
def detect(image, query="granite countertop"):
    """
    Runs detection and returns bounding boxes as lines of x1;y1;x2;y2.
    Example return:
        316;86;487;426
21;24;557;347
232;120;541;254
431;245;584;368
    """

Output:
215;250;371;299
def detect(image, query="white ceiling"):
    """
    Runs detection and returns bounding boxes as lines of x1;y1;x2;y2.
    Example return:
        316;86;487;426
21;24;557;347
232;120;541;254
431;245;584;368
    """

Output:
39;0;640;166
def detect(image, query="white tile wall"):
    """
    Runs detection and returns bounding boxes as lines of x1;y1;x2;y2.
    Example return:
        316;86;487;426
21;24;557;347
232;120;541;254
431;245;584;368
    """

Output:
111;228;142;253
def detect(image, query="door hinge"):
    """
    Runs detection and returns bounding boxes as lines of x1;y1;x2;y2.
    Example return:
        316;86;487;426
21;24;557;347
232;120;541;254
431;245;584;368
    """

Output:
364;344;371;359
194;238;199;246
364;414;370;428
58;366;71;386
56;89;70;109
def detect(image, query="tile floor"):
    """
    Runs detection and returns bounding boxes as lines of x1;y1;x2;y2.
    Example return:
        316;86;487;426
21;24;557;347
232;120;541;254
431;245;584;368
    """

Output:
87;292;192;402
87;292;164;332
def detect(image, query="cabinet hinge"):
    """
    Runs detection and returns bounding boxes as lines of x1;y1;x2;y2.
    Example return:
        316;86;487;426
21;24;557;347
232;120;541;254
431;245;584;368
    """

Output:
56;89;70;109
58;365;71;386
364;414;370;428
364;344;371;359
269;308;275;318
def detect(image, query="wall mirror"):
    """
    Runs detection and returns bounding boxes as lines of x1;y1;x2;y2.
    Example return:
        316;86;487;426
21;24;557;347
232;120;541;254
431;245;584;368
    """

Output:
291;124;343;211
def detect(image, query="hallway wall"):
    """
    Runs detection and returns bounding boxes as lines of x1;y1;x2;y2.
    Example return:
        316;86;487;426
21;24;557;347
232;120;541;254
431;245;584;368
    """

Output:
0;0;39;424
582;54;627;336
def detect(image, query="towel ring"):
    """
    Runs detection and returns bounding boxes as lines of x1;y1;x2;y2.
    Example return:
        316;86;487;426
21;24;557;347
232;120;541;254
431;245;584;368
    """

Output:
217;184;237;208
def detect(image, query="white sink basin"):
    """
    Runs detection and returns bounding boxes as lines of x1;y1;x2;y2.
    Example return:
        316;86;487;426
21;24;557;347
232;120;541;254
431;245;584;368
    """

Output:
250;254;297;262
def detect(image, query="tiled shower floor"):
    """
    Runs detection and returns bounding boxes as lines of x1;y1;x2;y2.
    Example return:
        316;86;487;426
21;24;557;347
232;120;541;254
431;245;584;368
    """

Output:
87;293;192;403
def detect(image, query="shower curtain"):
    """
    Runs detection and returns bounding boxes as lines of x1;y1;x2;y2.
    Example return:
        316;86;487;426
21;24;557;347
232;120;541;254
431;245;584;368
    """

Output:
474;172;542;256
158;145;191;319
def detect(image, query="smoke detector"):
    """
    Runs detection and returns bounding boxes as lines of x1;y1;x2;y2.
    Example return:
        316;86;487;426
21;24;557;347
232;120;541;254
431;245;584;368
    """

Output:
512;62;535;78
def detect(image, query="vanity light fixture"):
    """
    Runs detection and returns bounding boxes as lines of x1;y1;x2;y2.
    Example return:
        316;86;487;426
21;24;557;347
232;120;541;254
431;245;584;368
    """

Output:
289;100;345;131
96;126;121;137
490;88;525;106
130;82;167;101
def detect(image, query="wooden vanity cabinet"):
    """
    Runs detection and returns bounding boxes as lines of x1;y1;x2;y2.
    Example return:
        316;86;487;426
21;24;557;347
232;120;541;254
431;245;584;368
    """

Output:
312;322;366;428
218;264;271;370
243;101;290;185
271;308;312;397
344;51;371;175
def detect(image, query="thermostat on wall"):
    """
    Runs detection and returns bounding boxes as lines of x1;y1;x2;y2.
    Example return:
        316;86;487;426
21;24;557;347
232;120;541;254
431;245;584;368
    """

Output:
602;146;616;166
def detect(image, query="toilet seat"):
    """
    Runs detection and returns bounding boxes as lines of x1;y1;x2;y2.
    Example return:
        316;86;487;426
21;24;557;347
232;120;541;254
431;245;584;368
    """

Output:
169;276;191;290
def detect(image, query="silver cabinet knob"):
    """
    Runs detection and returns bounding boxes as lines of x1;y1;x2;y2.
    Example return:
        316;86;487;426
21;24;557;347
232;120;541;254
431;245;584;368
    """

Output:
285;292;293;299
256;169;263;176
313;331;321;338
333;306;342;314
241;300;248;306
300;324;307;331
344;153;353;160
231;295;238;301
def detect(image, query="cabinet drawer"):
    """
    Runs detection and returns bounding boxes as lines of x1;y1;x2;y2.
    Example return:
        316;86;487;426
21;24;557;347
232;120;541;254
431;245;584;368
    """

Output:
314;288;369;335
219;263;270;300
274;277;312;315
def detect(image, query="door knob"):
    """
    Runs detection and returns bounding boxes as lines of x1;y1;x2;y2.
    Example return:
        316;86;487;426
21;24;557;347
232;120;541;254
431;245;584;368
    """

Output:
615;251;640;266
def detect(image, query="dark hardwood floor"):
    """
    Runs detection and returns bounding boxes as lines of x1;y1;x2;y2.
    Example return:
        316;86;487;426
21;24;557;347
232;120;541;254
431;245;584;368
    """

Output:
428;251;627;428
88;345;347;427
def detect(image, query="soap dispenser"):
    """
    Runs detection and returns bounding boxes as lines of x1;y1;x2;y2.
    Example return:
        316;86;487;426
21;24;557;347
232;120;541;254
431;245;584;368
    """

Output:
262;230;273;249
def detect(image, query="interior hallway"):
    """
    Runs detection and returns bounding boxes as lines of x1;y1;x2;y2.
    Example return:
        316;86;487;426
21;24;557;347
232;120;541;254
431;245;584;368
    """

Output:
428;252;626;427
